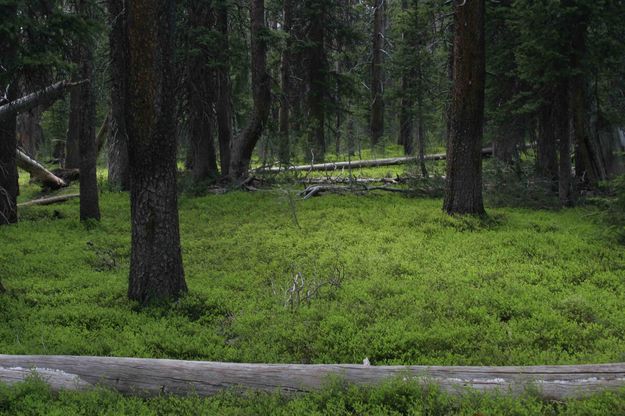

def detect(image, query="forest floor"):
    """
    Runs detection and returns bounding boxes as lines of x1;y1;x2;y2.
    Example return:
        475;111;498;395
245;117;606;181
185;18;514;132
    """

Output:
2;166;625;414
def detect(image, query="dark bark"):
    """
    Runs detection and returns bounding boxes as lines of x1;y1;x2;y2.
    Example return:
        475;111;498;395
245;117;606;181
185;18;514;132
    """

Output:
215;2;233;177
537;103;558;185
278;0;293;164
65;81;81;169
443;0;486;216
16;107;44;157
228;0;271;181
370;0;385;149
398;0;414;156
557;84;574;206
107;0;130;191
74;0;100;221
187;1;218;182
125;0;187;304
0;2;18;226
0;80;83;123
416;92;428;177
306;0;327;162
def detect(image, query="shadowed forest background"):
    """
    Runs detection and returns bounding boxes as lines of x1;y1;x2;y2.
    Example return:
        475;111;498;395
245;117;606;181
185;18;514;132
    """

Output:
2;0;625;414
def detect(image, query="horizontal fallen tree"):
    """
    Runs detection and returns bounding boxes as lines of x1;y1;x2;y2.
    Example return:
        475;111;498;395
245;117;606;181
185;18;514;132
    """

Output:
16;149;67;189
17;194;79;208
258;147;494;173
1;355;624;400
300;184;410;200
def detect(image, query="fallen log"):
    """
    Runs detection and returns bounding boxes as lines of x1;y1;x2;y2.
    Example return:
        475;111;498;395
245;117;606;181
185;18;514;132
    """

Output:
1;355;624;400
300;184;411;200
0;80;86;122
258;147;493;173
16;149;67;189
17;194;79;208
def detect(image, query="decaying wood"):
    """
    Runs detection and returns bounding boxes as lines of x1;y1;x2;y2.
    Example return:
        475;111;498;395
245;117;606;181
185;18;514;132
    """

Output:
0;80;86;123
258;148;493;173
1;355;624;400
300;184;411;200
17;194;80;208
16;149;67;189
300;177;404;185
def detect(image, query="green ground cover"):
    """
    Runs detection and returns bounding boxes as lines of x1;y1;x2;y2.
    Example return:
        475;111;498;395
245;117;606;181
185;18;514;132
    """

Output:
2;172;625;414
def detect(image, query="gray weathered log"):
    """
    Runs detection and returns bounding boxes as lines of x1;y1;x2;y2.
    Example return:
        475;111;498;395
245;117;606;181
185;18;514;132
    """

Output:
16;150;67;189
1;355;624;400
259;148;494;173
17;194;79;207
0;80;86;123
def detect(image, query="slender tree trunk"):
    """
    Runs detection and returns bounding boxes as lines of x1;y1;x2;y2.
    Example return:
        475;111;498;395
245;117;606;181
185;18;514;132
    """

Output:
187;1;218;182
398;0;414;155
537;103;558;187
65;84;81;169
0;2;19;226
125;0;187;304
306;0;326;163
228;0;271;181
558;84;574;206
443;0;486;216
215;2;233;177
370;0;385;149
108;0;130;191
416;90;428;177
76;0;100;221
278;0;292;164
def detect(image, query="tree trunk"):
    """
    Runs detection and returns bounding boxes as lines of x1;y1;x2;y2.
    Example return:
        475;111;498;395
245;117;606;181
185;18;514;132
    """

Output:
15;149;66;189
306;0;327;163
107;0;130;191
537;103;558;187
370;0;385;149
228;0;271;181
187;1;218;182
443;0;486;216
215;2;233;177
76;0;100;222
278;0;293;164
398;0;414;156
65;81;81;169
0;1;18;226
16;107;44;157
125;0;187;304
558;85;574;206
416;92;428;177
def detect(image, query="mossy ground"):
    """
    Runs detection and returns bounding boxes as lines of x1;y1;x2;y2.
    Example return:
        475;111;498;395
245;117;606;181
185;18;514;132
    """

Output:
2;167;625;414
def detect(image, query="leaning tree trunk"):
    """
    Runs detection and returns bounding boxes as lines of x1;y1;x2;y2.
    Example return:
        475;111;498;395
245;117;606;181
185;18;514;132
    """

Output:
0;2;18;226
228;0;271;181
215;2;233;177
443;0;486;216
107;0;130;191
76;0;100;222
187;1;218;182
370;0;385;150
125;0;187;304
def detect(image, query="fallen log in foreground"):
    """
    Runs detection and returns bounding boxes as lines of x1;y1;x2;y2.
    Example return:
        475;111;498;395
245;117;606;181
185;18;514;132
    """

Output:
1;355;624;400
16;149;67;189
17;194;79;208
258;147;494;173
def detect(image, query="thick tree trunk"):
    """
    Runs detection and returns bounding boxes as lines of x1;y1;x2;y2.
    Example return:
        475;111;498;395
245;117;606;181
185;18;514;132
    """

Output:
228;0;271;181
0;1;18;226
187;1;218;182
278;0;293;164
65;81;82;169
306;0;327;163
125;0;187;304
215;3;233;177
443;0;486;215
371;0;385;149
108;0;130;191
76;0;100;222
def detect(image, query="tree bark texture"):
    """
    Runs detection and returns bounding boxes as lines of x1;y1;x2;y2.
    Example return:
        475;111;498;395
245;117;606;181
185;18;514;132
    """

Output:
228;0;271;181
371;0;385;148
124;0;187;304
187;1;218;182
76;0;100;221
215;2;233;177
443;0;486;215
108;0;130;191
